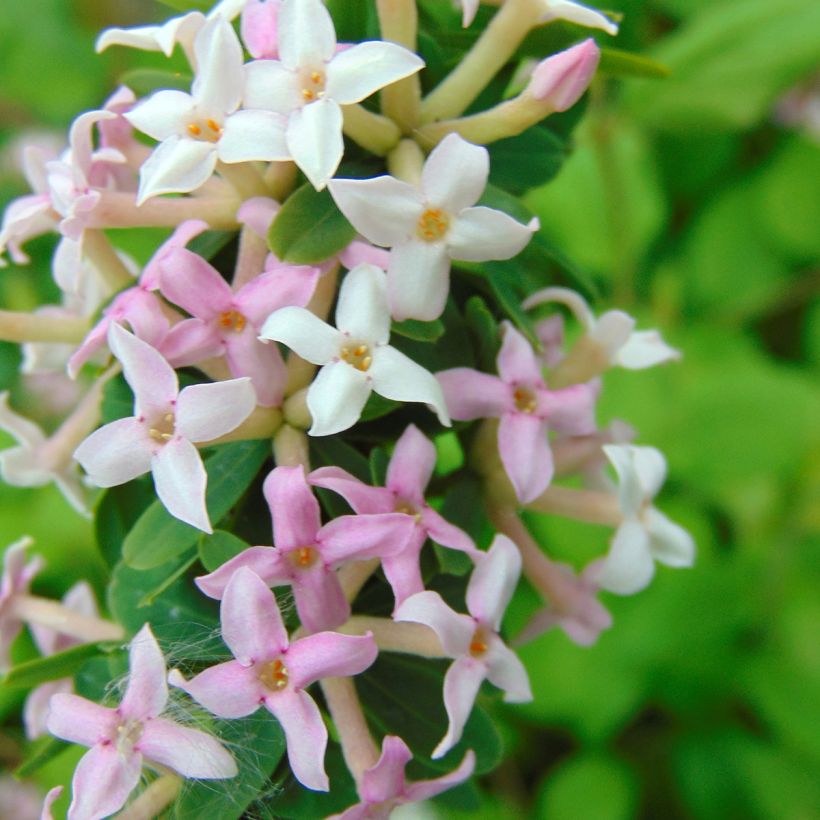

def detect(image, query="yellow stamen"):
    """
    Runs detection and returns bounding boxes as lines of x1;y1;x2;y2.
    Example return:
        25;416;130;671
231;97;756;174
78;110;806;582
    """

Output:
187;123;202;137
469;627;489;658
513;387;537;414
339;343;372;372
416;208;451;242
218;310;247;333
148;412;175;443
258;659;289;691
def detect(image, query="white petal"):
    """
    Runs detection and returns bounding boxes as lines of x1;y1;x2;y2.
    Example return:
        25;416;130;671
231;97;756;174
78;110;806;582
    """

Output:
176;377;256;442
192;16;243;114
74;418;153;487
335;264;390;343
602;443;645;516
466;535;521;631
387;239;450;322
325;41;424;105
125;90;196;142
243;60;303;113
595;520;655;595
541;0;619;36
137;137;218;204
645;508;695;568
421;133;489;213
259;306;341;365
286;99;344;190
485;641;532;702
151;437;212;532
307;362;371;436
277;0;336;71
0;392;45;449
590;310;635;359
369;346;450;426
394;591;473;657
218;110;290;163
447;207;537;261
328;176;423;247
616;329;681;369
96;13;205;57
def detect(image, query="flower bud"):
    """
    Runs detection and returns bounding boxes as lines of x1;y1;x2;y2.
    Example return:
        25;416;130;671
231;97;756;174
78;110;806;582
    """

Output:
528;38;600;111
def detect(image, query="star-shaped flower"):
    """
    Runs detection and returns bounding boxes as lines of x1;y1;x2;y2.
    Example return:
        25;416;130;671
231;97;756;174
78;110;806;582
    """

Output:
0;537;43;672
259;264;450;436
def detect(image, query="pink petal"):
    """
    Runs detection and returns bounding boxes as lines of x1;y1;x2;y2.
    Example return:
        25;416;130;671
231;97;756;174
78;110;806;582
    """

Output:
338;240;391;271
141;219;209;290
291;567;350;632
308;466;395;514
40;786;63;820
318;513;415;565
264;465;322;551
528;39;600;111
436;368;509;420
404;748;476;802
46;694;118;748
120;624;168;721
221;566;289;664
169;662;264;718
234;265;320;327
286;631;377;689
74;417;152;487
360;735;411;803
538;383;597;437
381;537;426;608
108;324;177;421
137;717;237;778
68;744;142;820
196;546;289;599
241;0;280;59
433;656;486;759
237;196;279;238
387;239;450;322
160;318;223;367
224;330;286;407
386;424;435;502
498;411;553;504
421;133;488;213
497;322;544;387
158;247;232;319
151;437;211;533
25;679;72;740
175;377;256;442
484;640;532;702
466;534;521;630
264;688;329;791
394;591;473;658
420;508;477;555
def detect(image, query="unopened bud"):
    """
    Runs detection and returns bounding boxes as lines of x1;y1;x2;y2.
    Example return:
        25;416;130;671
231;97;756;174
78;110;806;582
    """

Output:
528;38;600;112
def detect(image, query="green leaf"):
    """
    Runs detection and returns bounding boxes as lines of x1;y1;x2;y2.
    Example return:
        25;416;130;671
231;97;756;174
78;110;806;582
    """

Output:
123;440;269;569
3;642;112;688
598;48;671;79
156;0;210;10
391;317;446;342
95;478;155;568
268;183;355;264
100;374;133;424
310;436;369;481
118;68;191;97
360;392;400;422
482;261;538;343
199;529;252;573
173;713;286;819
369;446;390;487
14;736;69;778
186;230;236;262
488;127;568;195
464;296;501;371
440;475;494;552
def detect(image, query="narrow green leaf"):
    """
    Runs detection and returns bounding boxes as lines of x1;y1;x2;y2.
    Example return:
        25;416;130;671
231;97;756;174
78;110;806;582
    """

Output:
488;127;568;195
482;261;539;344
391;318;446;342
268;183;355;264
156;0;210;10
310;437;369;481
464;295;501;371
138;551;198;606
123;440;269;569
369;446;390;486
3;642;111;688
599;48;671;79
119;68;192;97
100;374;133;425
360;392;400;422
15;736;69;778
199;530;252;573
186;230;236;262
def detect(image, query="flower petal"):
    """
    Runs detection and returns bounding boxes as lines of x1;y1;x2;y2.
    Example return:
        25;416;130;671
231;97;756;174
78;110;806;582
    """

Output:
432;656;485;759
422;134;489;213
151;437;211;533
421;508;477;555
360;735;412;804
484;640;532;702
394;591;473;657
541;0;619;36
264;465;322;550
224;330;287;407
306;362;371;436
381;536;426;608
326;41;424;105
219;110;290;163
138;717;237;778
292;567;350;632
466;534;521;630
25;679;72;740
447;207;537;261
158;248;230;319
277;0;336;70
386;424;436;502
369;346;450;426
538;383;597;437
497;322;544;386
595;519;655;595
243;60;303;113
191;16;243;114
329;177;423;247
196;546;288;599
259;306;340;365
335;263;391;343
387;239;451;322
221;565;289;663
45;693;118;747
125;90;195;142
405;749;476;802
645;507;695;568
169;662;263;718
318;513;414;565
498;412;552;504
308;466;394;514
73;417;152;488
615;329;681;369
286;631;377;689
175;377;256;442
68;744;142;820
136;136;217;204
120;624;168;721
235;265;320;326
286;99;344;190
436;368;509;420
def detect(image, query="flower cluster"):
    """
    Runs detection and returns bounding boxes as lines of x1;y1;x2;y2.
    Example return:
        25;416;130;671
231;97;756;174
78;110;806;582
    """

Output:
0;0;694;817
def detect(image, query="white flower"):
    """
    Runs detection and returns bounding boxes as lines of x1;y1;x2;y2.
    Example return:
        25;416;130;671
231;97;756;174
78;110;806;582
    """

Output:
125;16;289;204
595;444;695;595
243;0;424;190
539;0;619;36
329;133;539;322
259;264;450;436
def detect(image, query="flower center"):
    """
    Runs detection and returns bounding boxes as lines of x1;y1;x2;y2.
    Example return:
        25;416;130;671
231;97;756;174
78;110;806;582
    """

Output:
300;69;326;103
258;658;289;692
116;719;144;753
339;343;372;372
416;208;450;242
288;546;318;569
469;627;489;658
217;310;247;333
394;498;422;522
147;412;175;443
186;118;223;143
513;386;538;414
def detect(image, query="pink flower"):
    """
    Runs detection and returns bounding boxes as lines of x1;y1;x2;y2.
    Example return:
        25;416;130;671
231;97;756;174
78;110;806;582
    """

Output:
395;535;532;758
46;624;237;820
73;324;256;532
196;465;415;631
157;247;319;406
172;567;378;791
0;537;43;672
438;322;597;503
241;0;281;58
331;735;475;819
310;424;478;608
528;39;600;112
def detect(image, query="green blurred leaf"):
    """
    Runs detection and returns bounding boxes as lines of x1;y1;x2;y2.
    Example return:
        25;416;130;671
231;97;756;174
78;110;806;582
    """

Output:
199;529;252;573
369;446;390;487
392;317;446;342
464;295;501;371
14;736;69;778
488;127;568;195
95;478;155;568
100;374;133;425
268;184;356;264
310;436;369;481
598;48;671;79
119;68;191;96
123;441;268;569
3;642;111;688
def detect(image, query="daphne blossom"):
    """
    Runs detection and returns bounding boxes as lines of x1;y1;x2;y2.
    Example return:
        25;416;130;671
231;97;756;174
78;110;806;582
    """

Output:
0;537;42;672
260;264;450;436
329;134;538;321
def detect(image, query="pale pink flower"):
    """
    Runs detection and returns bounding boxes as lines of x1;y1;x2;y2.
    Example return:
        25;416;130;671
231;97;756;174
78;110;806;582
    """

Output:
331;735;476;819
241;0;281;59
243;0;424;190
395;535;532;758
172;566;378;791
528;39;600;112
329;134;539;321
73;325;256;533
196;465;415;631
438;322;597;503
0;537;43;672
259;264;450;436
310;424;478;608
47;624;237;820
40;786;64;820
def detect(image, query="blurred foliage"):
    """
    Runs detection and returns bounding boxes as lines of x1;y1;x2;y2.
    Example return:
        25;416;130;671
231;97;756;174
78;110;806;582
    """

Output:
0;0;819;818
